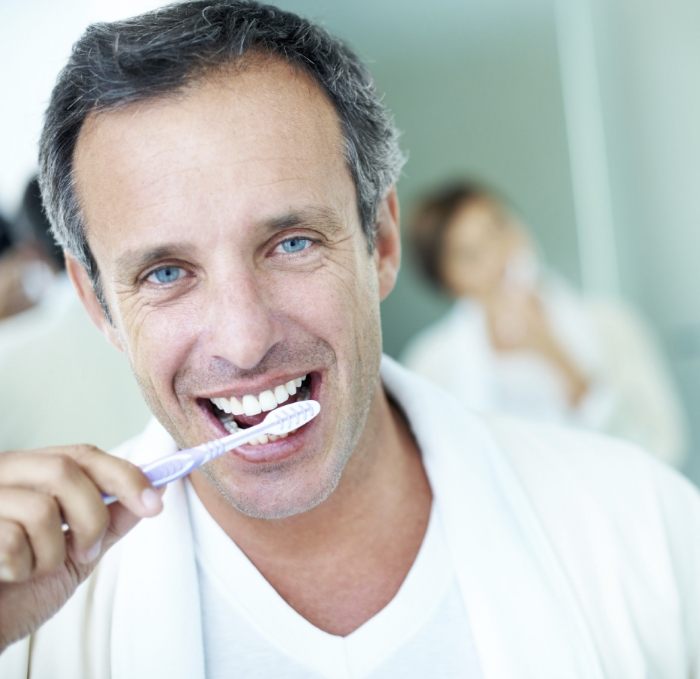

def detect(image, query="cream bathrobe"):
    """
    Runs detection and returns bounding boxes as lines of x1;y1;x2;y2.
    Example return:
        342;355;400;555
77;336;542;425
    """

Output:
3;357;699;678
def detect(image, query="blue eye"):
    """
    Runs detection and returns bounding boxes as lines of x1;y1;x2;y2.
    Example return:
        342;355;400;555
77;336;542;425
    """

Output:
147;266;184;284
280;237;312;254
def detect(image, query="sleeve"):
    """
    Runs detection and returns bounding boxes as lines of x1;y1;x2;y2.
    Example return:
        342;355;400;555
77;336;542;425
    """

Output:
653;465;700;676
582;299;689;467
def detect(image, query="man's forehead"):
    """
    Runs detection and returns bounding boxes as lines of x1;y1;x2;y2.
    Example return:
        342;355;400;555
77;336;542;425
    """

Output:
72;57;353;245
70;55;356;272
76;56;340;152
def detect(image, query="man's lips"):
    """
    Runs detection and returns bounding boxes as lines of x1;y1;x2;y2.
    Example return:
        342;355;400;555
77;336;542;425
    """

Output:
197;371;321;446
228;417;318;464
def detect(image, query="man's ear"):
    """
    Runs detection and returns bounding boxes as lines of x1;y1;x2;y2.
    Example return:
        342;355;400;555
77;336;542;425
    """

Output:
65;254;124;352
374;187;401;301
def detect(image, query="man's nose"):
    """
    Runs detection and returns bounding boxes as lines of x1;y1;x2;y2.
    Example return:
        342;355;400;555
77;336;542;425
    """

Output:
202;271;283;371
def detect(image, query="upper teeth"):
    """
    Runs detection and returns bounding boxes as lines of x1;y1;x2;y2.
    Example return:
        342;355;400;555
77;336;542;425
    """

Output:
211;375;306;416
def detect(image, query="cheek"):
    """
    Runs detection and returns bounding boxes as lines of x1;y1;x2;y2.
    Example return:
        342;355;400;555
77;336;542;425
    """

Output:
487;250;510;284
283;249;377;334
330;260;378;337
288;281;348;346
118;299;199;394
445;254;503;295
443;259;472;295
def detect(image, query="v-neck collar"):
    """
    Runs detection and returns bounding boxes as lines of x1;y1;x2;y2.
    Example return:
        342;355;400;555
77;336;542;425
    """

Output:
186;479;453;678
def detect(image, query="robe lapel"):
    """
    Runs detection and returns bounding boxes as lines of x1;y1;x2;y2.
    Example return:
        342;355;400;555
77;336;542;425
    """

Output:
110;358;609;678
382;356;606;678
110;423;205;679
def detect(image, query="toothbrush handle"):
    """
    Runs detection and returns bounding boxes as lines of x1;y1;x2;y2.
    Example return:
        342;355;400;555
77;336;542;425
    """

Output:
100;451;197;505
141;451;199;487
98;400;320;507
100;431;248;504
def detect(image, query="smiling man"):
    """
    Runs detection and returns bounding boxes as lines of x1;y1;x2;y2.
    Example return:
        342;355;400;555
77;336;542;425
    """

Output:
72;57;406;526
1;2;699;678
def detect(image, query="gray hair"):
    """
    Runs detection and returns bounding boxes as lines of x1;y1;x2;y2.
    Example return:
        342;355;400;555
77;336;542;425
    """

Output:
38;0;406;294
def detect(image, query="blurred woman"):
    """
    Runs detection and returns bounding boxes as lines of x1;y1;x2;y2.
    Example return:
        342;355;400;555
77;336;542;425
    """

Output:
402;179;687;467
0;178;61;321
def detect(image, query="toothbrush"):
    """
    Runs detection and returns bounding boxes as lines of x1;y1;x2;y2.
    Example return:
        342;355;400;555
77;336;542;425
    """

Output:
101;399;321;504
61;400;320;532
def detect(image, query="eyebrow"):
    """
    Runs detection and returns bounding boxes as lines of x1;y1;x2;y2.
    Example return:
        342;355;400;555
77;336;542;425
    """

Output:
265;206;345;236
113;205;347;277
115;244;191;281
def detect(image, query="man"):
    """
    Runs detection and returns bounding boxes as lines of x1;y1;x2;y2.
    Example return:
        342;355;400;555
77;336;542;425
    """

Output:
0;2;698;677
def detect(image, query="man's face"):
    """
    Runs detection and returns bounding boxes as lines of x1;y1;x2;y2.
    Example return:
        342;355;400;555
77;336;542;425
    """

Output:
70;59;399;519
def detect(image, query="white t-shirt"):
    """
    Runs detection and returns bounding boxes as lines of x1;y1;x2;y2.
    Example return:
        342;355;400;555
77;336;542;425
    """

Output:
186;482;483;678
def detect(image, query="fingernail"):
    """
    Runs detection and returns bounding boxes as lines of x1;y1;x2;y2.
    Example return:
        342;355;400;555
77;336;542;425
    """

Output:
141;487;163;513
0;561;15;582
79;538;103;565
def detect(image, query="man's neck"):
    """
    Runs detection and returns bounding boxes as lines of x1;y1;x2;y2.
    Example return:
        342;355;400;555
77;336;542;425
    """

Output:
190;387;432;634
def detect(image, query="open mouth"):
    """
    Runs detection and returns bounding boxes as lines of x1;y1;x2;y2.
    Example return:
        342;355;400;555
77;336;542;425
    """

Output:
207;373;314;446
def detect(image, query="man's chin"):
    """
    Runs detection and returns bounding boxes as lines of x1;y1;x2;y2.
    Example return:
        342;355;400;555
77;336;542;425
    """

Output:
200;465;340;521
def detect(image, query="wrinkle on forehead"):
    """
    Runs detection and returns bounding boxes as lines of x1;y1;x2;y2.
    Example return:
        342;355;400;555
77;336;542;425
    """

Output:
75;56;345;183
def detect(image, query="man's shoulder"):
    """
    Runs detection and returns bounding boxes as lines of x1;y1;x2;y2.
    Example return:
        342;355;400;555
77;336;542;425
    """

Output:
389;352;699;538
483;413;688;495
386;353;690;490
485;414;653;477
479;413;700;545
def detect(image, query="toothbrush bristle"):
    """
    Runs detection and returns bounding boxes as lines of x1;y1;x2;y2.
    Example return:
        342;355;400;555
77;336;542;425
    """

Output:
266;400;320;435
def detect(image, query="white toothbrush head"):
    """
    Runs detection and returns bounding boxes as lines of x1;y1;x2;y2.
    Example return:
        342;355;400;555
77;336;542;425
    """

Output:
261;399;321;436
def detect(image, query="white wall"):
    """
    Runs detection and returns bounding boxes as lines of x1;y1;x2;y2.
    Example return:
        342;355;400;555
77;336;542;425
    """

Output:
0;0;164;214
581;0;700;479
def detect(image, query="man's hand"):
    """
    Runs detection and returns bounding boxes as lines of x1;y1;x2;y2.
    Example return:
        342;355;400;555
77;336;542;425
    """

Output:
0;445;163;652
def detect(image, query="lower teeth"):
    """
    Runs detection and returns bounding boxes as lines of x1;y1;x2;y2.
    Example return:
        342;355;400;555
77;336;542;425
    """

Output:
221;424;290;445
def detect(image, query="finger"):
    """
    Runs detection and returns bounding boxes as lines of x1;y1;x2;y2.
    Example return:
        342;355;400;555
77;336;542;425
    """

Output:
0;488;66;578
0;447;163;559
0;451;110;563
2;446;163;518
0;518;34;583
59;445;164;518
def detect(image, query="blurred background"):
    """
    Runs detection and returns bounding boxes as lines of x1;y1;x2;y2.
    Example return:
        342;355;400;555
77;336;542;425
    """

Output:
0;0;698;484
